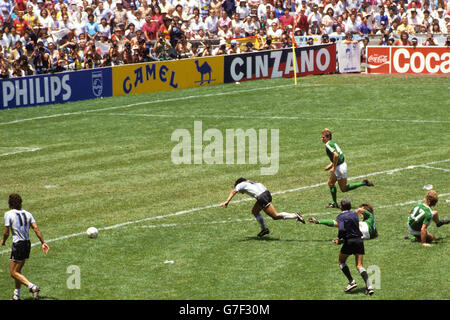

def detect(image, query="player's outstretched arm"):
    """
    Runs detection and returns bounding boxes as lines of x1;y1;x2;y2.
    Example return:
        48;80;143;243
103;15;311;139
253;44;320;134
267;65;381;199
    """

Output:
220;189;238;208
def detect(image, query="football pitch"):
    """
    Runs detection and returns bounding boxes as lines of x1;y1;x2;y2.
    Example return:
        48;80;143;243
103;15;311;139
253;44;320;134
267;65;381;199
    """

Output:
0;75;449;300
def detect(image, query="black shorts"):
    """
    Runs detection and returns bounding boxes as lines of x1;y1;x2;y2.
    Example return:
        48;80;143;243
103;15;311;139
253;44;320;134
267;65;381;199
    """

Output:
340;238;365;255
10;240;31;262
256;191;272;209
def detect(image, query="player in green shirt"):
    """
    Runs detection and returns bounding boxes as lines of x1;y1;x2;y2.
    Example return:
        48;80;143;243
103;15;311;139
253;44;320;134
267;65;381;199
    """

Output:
405;190;450;247
321;128;374;208
308;203;378;240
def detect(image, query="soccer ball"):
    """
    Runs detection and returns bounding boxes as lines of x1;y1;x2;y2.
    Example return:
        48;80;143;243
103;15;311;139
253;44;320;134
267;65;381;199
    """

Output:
86;227;99;239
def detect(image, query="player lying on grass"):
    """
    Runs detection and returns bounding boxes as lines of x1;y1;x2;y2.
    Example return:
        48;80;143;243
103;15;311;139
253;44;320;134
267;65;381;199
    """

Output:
321;128;374;209
333;199;374;295
308;203;378;240
220;178;305;237
404;190;450;247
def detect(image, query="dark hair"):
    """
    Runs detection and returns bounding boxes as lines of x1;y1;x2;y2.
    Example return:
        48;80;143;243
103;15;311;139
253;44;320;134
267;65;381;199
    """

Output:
359;203;373;214
9;193;22;210
234;177;247;187
340;198;351;211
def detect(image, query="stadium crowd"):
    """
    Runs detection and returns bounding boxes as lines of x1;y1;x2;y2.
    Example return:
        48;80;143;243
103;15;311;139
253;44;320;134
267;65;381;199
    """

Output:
0;0;449;77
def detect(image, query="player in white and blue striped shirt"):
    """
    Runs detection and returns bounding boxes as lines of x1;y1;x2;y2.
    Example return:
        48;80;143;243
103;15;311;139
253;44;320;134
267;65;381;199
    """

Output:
1;194;49;300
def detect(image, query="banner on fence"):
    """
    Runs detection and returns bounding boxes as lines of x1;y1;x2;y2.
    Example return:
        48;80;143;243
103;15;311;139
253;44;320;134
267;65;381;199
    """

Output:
112;56;224;96
366;46;450;74
0;67;112;109
223;44;336;83
337;42;361;73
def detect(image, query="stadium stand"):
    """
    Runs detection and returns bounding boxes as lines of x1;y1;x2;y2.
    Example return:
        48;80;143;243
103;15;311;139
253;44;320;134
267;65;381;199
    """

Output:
0;0;448;78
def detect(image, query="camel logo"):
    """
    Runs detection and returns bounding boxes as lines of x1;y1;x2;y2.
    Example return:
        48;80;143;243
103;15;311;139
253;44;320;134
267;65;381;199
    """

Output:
92;71;103;97
194;60;216;86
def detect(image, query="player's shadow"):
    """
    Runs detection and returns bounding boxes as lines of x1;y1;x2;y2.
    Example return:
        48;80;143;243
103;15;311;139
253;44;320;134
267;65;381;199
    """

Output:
239;237;332;243
344;287;368;295
21;295;59;300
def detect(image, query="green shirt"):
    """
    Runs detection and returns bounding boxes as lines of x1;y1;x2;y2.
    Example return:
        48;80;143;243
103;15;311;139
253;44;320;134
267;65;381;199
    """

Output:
325;140;345;165
362;210;377;238
408;203;433;232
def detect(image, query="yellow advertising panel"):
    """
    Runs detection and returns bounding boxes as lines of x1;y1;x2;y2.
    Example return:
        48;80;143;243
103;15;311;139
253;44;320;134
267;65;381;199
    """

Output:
112;56;224;96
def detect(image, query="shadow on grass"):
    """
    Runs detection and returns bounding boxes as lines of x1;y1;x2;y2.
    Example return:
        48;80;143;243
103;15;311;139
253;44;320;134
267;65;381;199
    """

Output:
238;236;332;243
22;296;59;300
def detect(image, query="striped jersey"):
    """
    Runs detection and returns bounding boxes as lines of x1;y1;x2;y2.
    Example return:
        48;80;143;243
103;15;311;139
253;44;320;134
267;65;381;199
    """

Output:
408;203;433;232
234;181;267;199
325;140;345;165
4;209;36;243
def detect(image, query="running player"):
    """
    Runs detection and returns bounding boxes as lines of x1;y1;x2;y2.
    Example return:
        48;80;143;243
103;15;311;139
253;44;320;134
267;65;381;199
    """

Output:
220;178;305;237
404;190;450;246
1;194;49;300
321;128;374;209
308;203;378;240
333;199;374;295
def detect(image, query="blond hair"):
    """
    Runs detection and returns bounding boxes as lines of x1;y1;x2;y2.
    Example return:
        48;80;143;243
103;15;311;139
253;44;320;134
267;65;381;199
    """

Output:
321;128;332;139
426;190;439;207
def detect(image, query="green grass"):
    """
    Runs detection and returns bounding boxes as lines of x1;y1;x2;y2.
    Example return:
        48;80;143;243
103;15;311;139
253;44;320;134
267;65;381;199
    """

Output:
0;75;449;300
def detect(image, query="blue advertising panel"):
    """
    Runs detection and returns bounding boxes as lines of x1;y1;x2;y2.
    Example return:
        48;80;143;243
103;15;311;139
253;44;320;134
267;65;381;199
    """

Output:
0;67;112;109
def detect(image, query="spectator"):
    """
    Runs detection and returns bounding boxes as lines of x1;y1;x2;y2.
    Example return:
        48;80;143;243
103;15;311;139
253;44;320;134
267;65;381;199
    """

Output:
85;13;100;41
237;0;250;20
267;21;282;38
190;14;205;36
204;8;218;38
227;39;240;54
142;13;157;41
279;7;294;29
321;7;336;35
295;7;308;35
13;10;30;36
153;34;172;60
113;1;128;29
223;0;236;19
266;10;278;30
394;30;412;46
274;0;284;19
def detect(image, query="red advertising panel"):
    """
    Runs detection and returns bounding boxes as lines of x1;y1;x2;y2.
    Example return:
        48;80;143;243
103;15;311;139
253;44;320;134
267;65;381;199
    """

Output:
367;46;450;75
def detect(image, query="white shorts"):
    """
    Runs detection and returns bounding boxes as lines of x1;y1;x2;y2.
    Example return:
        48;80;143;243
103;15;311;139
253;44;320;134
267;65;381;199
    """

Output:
359;221;370;240
407;223;427;237
334;162;347;180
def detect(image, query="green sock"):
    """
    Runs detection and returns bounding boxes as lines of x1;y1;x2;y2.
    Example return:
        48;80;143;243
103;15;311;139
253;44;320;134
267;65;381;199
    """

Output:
346;181;365;191
329;186;337;204
319;219;336;227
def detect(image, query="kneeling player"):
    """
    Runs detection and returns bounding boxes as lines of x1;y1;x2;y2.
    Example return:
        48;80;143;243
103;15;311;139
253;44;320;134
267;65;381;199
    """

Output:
308;203;378;240
220;178;305;237
405;190;450;247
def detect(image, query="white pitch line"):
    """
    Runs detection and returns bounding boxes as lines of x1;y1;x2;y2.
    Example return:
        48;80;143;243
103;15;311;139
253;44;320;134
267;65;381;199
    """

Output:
102;113;450;124
0;147;41;157
420;165;450;173
0;84;296;126
1;158;449;256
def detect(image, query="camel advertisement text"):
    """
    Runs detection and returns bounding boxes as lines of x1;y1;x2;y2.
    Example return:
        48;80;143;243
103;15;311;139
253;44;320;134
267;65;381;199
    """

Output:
112;56;224;96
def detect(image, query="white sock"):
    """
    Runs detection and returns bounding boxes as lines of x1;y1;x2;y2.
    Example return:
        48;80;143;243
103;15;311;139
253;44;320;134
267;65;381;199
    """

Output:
279;212;297;219
255;213;267;230
14;289;20;297
28;282;35;289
